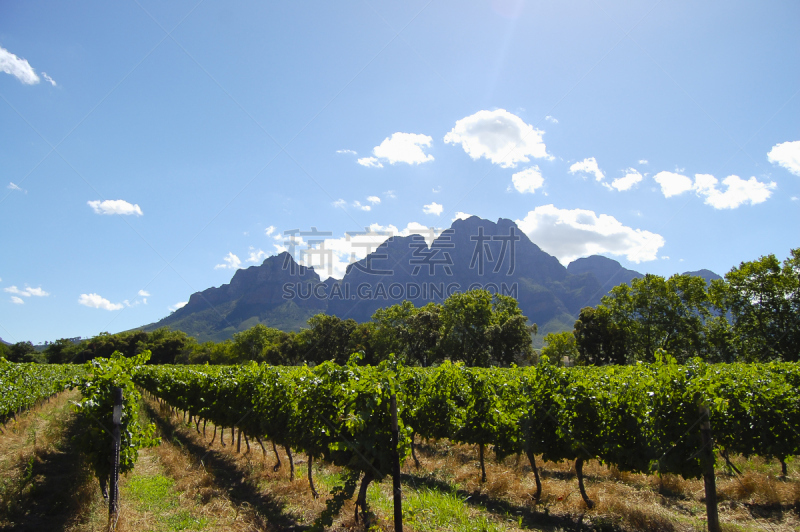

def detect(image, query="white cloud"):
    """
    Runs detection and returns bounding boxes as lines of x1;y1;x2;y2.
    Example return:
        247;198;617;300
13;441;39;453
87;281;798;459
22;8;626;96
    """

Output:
444;109;550;168
385;190;396;199
336;149;357;155
423;202;443;216
4;285;49;297
606;168;642;191
367;196;381;204
276;222;445;280
792;196;798;201
0;46;39;85
265;225;276;237
138;290;150;297
41;72;56;86
246;247;268;263
639;159;649;165
353;201;371;211
371;132;434;165
767;140;800;176
332;199;347;208
511;166;544;194
169;301;188;312
357;157;383;168
654;171;694;197
432;186;441;193
694;174;776;209
515;204;665;264
569;157;605;181
7;182;25;193
11;296;24;305
545;115;558;124
88;199;143;216
78;293;124;311
214;252;242;270
452;212;473;222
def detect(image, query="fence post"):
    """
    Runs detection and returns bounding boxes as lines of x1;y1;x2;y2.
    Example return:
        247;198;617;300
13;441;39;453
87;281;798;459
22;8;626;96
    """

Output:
109;387;123;525
699;405;720;532
391;393;403;532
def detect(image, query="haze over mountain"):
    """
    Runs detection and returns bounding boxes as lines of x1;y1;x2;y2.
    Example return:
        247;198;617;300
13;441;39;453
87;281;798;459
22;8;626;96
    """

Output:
142;216;719;343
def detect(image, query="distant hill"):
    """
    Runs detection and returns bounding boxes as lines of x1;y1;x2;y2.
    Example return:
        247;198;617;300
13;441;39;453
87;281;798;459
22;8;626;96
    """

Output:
566;255;643;293
682;269;723;284
139;216;720;342
0;337;10;346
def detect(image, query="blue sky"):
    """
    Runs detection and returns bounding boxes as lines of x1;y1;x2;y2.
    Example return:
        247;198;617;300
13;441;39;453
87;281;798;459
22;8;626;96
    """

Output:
1;0;798;344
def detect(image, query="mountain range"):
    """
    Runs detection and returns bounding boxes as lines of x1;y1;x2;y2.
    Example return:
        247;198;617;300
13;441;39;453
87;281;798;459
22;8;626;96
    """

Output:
141;216;720;343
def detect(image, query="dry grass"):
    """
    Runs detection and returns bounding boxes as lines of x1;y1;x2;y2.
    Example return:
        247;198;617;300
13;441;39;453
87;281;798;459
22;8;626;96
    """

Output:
404;439;800;532
0;390;101;531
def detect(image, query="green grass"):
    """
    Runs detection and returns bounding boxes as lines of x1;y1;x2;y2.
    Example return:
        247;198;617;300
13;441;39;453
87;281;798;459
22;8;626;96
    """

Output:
368;482;509;532
124;474;208;531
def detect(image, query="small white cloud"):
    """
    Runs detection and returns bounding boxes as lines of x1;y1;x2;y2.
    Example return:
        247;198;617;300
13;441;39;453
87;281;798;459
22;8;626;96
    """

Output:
367;196;381;204
138;290;150;297
4;285;49;297
792;196;798;201
11;296;24;305
0;46;40;85
353;201;371;211
606;168;642;191
545;115;558;124
357;157;383;168
423;202;443;216
511;166;545;194
371;132;435;165
661;255;670;260
214;252;242;270
432;186;442;193
332;199;347;208
767;140;800;176
246;247;268;263
654;171;694;197
639;159;649;165
444;109;550;168
88;199;143;216
385;190;396;199
7;182;25;193
694;174;776;209
452;212;473;222
78;293;124;311
169;301;188;312
569;157;605;181
41;72;56;86
265;225;276;236
336;149;357;155
516;204;665;264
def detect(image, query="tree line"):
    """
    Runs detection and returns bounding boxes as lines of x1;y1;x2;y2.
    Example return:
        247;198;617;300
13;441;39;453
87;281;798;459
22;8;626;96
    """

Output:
5;247;795;367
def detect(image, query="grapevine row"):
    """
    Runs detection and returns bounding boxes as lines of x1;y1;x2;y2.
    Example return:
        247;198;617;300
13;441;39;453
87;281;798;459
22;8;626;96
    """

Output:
0;358;84;425
134;356;800;511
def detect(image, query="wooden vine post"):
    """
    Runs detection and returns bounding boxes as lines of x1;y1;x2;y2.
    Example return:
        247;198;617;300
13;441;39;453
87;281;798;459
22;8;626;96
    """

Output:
390;393;403;532
109;387;123;525
699;406;720;532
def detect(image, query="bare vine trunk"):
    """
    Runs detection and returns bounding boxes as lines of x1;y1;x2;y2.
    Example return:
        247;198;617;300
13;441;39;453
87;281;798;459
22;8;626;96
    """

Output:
272;441;282;472
576;457;594;508
286;445;294;481
479;443;487;483
525;450;542;501
307;454;318;498
354;471;375;523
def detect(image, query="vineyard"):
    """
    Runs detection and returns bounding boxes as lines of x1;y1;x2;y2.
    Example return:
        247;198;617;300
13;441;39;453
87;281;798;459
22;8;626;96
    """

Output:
1;355;799;531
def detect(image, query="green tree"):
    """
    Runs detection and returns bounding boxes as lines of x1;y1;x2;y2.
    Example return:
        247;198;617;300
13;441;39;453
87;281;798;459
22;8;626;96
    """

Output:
573;306;627;365
230;324;285;363
440;290;534;367
540;331;578;366
44;338;83;364
372;301;443;366
300;314;359;365
601;274;712;363
711;248;800;362
8;341;44;363
440;290;493;366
